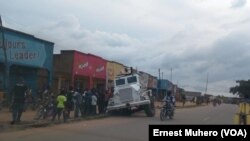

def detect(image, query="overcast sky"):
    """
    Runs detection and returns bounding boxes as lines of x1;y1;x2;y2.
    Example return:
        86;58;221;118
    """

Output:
1;0;250;97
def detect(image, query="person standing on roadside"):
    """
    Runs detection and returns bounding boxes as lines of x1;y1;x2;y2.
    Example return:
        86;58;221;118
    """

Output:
91;89;97;115
83;88;92;116
10;77;28;125
65;86;74;119
52;89;67;122
104;88;112;113
73;88;82;118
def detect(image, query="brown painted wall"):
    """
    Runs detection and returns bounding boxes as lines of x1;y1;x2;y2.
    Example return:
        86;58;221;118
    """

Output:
60;51;74;74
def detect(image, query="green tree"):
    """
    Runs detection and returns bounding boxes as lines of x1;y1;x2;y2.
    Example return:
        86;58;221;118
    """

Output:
230;80;250;99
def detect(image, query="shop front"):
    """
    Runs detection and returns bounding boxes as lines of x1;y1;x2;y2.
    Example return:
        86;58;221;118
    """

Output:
73;53;107;90
72;51;90;91
106;61;125;89
54;50;107;92
0;27;54;99
157;79;173;100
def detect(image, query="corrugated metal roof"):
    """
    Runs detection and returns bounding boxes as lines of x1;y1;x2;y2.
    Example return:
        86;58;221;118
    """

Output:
183;91;202;97
2;26;54;45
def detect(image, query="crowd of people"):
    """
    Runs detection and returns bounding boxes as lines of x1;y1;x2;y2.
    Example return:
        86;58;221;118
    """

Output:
10;78;113;124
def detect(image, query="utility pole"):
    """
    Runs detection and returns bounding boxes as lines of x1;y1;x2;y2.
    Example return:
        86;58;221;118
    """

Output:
170;68;172;82
105;67;108;90
158;68;161;96
158;68;161;80
0;15;8;89
0;15;8;91
205;72;208;95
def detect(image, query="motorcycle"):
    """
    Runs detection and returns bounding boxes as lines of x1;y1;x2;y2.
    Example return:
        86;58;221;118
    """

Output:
34;97;55;120
160;101;174;121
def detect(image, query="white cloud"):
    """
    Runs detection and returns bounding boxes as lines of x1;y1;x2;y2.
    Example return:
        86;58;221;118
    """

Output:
1;0;250;97
231;0;247;8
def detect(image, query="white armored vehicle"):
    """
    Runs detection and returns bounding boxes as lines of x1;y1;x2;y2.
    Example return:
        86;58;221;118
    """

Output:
107;68;155;117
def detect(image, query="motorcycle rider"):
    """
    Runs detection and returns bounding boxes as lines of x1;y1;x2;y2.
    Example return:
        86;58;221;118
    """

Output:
160;91;175;120
163;91;175;110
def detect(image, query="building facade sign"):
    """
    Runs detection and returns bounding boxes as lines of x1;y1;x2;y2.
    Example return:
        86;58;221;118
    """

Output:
0;29;53;70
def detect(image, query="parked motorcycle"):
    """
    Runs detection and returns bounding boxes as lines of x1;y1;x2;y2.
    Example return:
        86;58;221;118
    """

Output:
160;101;174;121
34;97;55;120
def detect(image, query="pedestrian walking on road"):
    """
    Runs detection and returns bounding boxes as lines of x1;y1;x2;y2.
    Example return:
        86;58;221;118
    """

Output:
10;77;28;125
